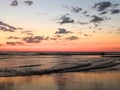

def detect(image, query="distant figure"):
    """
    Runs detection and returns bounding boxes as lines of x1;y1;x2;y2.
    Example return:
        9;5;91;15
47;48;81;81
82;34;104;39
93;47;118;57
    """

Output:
101;52;105;57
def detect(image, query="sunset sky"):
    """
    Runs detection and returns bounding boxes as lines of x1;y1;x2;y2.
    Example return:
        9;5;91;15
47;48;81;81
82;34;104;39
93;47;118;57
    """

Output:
0;0;120;52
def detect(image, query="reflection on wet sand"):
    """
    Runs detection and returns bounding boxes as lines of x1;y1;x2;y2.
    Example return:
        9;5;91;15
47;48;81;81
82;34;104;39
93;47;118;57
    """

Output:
0;71;120;90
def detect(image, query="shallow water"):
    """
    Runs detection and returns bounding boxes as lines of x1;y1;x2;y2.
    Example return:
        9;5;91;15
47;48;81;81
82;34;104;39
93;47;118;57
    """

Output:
0;71;120;90
0;54;120;90
0;55;120;76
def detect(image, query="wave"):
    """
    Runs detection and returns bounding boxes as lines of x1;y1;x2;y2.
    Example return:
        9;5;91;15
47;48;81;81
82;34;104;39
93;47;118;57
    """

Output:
0;59;119;77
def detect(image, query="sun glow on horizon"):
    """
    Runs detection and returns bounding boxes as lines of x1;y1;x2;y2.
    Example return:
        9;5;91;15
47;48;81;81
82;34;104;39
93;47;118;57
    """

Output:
0;0;120;52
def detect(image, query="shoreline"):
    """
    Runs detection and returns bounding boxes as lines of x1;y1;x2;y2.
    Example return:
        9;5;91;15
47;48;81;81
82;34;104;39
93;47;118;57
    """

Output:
0;61;119;77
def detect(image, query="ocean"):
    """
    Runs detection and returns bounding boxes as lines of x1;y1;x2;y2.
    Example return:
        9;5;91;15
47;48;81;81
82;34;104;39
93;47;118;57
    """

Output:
0;52;120;90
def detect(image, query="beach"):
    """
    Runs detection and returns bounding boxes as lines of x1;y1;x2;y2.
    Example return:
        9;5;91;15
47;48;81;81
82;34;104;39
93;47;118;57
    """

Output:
0;52;120;90
0;72;120;90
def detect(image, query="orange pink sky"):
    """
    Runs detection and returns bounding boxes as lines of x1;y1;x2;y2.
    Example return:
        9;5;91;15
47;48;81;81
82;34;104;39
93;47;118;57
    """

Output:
0;0;120;52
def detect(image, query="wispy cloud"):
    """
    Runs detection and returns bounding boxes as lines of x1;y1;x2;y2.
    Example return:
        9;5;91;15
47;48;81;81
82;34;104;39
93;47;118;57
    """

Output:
6;41;24;45
7;36;20;39
84;34;92;37
21;31;34;35
65;36;79;40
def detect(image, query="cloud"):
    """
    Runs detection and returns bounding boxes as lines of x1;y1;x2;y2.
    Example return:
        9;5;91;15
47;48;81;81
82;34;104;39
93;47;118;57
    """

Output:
63;5;82;13
10;0;33;7
6;42;23;45
111;9;120;14
90;15;104;23
55;28;72;34
24;0;33;6
77;21;88;25
85;15;90;17
83;11;87;14
66;36;79;40
10;0;18;6
21;31;34;35
7;36;20;39
84;34;92;37
43;36;49;40
99;11;107;15
93;1;112;11
71;6;82;13
62;5;70;9
17;28;23;30
23;36;44;43
49;35;62;41
0;21;17;32
50;37;57;40
58;15;74;24
0;44;4;46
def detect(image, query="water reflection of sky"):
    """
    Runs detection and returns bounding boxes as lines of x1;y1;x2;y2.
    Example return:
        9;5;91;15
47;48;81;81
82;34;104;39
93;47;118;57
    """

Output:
0;71;120;90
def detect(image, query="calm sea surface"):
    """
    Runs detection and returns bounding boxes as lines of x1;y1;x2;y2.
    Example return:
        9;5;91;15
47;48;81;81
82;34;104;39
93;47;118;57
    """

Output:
0;72;120;90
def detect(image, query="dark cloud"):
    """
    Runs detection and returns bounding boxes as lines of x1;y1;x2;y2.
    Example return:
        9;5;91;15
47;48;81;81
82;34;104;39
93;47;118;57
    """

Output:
85;15;90;17
7;36;20;39
83;11;87;14
58;15;74;24
93;1;112;11
0;21;17;32
99;11;107;15
24;0;33;6
10;0;18;6
71;6;82;13
55;28;72;34
90;15;104;23
66;36;79;40
6;42;23;45
111;9;120;14
23;36;44;43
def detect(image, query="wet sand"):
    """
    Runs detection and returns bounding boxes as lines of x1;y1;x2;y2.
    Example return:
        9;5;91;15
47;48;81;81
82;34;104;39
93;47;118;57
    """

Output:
0;71;120;90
